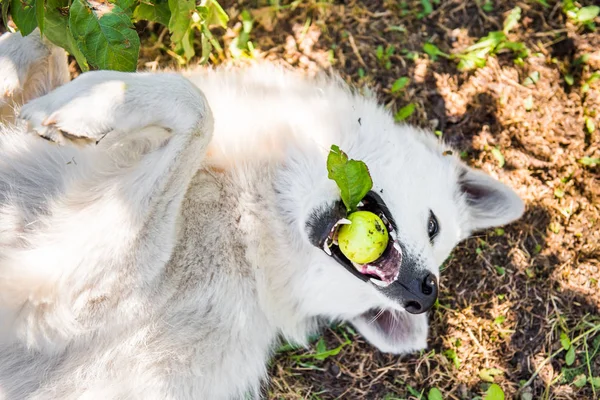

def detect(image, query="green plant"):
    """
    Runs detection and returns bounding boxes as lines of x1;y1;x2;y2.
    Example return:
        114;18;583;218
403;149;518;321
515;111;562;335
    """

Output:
455;7;528;71
3;0;228;71
563;1;599;30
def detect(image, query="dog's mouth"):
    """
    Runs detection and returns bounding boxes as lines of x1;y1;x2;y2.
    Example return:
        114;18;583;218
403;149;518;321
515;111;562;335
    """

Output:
321;193;401;287
309;191;438;315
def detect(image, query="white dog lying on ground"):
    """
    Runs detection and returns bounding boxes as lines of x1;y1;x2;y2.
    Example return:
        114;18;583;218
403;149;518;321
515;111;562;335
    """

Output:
0;30;524;399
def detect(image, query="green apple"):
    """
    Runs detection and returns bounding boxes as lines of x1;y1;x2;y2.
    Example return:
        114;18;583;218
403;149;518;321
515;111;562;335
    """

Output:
337;211;389;264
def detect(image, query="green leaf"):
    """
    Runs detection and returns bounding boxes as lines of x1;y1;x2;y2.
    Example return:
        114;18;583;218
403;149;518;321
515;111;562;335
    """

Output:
585;117;595;134
494;265;505;276
494;315;506;325
114;0;136;16
394;103;416;122
36;0;45;34
418;0;433;18
503;6;521;33
523;71;540;86
560;333;571;350
69;0;140;71
576;6;599;23
491;147;505;167
444;349;461;369
565;345;576;366
573;374;587;388
564;74;574;86
463;31;506;54
495;228;505;236
590;376;600;388
41;0;89;71
391;77;409;93
484;383;505;400
327;145;373;213
10;0;38;36
428;387;443;400
168;0;195;43
483;1;494;12
554;188;564;198
134;0;171;26
524;95;533;111
579;157;600;167
480;368;504;383
423;42;448;60
2;0;10;30
203;0;228;28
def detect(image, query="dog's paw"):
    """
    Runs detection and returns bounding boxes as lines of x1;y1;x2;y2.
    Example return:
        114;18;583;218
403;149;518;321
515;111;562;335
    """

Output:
19;72;134;145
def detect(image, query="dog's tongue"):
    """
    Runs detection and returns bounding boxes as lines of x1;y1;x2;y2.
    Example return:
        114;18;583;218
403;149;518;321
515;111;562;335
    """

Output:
356;240;402;285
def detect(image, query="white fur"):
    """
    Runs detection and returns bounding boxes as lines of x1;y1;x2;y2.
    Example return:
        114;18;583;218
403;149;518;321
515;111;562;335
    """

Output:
0;31;524;399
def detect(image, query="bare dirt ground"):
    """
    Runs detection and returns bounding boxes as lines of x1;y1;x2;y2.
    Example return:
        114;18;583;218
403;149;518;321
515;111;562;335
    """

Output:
202;1;598;399
4;0;600;398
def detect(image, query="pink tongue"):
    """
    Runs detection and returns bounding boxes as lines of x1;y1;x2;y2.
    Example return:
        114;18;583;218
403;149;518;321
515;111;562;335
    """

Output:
358;241;402;284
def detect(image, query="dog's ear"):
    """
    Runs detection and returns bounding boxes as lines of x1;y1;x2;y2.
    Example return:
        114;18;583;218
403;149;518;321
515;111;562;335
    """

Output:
458;166;524;232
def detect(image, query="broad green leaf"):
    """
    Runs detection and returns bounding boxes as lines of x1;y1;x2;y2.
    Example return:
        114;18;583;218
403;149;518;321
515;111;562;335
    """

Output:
491;147;505;167
391;77;409;93
560;333;571;350
202;0;228;28
113;0;137;16
394;103;416;122
494;265;505;276
591;376;600;388
327;145;373;213
428;387;443;400
36;0;45;33
10;0;38;35
41;0;89;71
480;368;504;383
69;0;140;71
576;6;599;23
503;6;521;33
134;0;171;26
168;0;195;43
484;383;505;400
565;345;576;366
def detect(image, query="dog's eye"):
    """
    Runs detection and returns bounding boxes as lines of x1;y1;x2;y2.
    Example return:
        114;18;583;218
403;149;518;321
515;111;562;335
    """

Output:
427;211;439;241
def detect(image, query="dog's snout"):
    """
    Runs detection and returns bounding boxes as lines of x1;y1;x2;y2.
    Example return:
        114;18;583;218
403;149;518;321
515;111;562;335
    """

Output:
383;271;438;314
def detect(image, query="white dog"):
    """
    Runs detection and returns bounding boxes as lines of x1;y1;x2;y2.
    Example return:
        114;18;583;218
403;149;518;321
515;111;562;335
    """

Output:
0;31;524;399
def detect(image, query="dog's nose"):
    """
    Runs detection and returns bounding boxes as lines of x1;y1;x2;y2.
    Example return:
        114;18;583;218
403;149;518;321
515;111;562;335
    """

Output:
403;273;438;313
383;272;438;314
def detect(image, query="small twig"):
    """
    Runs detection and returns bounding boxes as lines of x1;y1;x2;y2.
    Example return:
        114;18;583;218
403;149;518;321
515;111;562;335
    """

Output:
347;33;367;68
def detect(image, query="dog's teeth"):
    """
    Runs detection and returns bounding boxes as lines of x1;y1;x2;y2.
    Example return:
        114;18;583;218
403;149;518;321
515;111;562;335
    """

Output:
357;201;364;207
393;242;401;253
370;278;388;287
390;230;397;240
323;242;332;256
337;218;352;225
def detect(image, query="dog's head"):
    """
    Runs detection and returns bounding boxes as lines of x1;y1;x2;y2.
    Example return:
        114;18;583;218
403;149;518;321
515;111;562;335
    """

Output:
273;83;524;354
